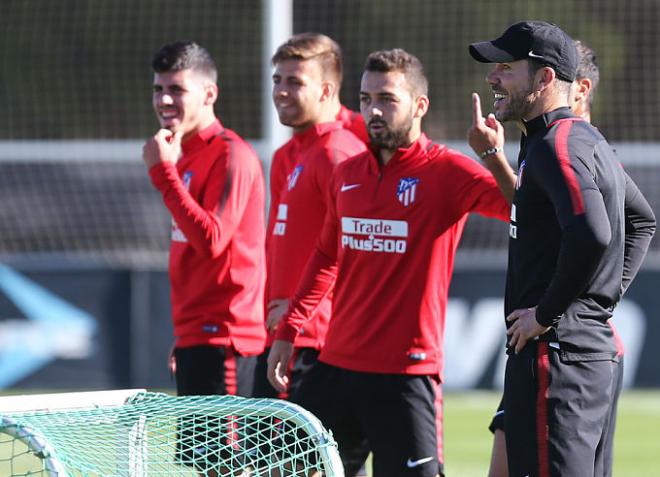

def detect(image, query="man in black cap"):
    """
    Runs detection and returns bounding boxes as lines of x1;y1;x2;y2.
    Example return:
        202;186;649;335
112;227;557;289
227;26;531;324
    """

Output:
467;21;656;477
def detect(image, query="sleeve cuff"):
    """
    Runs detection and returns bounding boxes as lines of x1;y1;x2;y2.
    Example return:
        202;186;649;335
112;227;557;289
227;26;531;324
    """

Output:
274;319;298;342
535;305;561;327
148;161;179;192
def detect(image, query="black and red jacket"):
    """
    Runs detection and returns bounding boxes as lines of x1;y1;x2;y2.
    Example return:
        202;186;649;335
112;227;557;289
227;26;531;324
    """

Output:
507;107;655;359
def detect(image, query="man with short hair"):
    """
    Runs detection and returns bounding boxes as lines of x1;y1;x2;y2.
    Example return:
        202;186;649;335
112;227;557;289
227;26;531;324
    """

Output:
253;32;370;477
265;33;368;238
253;32;367;403
471;38;656;477
468;22;655;476
142;40;266;475
268;48;510;477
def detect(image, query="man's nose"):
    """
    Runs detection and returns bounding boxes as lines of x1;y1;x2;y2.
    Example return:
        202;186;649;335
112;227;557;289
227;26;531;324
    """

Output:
486;69;498;86
159;93;174;105
273;84;288;97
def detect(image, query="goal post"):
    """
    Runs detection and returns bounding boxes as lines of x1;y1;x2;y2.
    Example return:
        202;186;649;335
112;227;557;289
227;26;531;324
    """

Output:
0;390;344;477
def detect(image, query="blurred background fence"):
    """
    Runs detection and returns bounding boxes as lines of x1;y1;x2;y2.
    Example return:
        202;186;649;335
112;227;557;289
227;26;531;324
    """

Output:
0;0;658;390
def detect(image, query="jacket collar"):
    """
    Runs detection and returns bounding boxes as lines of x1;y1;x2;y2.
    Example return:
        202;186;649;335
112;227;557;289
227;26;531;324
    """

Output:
292;121;344;148
369;133;435;166
522;107;576;136
181;119;225;156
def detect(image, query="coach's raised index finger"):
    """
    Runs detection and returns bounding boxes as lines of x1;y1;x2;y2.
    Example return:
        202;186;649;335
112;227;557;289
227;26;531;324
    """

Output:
472;92;485;126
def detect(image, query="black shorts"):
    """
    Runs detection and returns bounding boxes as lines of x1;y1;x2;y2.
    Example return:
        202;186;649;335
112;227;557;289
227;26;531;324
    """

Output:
252;347;320;400
294;361;444;477
174;345;257;397
488;396;505;434
503;341;617;477
174;345;257;470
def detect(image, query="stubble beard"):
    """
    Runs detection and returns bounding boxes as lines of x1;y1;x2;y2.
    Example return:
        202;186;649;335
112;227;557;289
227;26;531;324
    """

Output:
496;81;537;123
368;120;413;150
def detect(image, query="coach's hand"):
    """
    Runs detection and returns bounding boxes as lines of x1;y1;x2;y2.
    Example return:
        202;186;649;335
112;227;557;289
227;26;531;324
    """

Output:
506;306;551;354
267;340;294;393
142;129;182;168
468;92;504;158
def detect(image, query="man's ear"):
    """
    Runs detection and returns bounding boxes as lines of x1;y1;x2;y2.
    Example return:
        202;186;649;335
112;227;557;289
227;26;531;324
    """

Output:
413;94;430;119
205;82;219;105
536;66;557;92
574;77;592;102
320;80;336;102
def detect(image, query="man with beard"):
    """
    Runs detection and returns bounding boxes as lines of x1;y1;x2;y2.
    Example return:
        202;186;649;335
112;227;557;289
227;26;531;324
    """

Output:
267;48;511;477
470;38;656;477
468;22;656;476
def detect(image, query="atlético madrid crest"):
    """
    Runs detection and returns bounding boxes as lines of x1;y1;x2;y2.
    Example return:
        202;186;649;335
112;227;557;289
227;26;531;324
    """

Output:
287;165;303;191
182;171;193;190
397;177;420;206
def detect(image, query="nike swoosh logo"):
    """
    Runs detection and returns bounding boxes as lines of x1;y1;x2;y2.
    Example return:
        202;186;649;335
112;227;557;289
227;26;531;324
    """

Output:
528;50;545;59
406;456;434;468
340;183;361;192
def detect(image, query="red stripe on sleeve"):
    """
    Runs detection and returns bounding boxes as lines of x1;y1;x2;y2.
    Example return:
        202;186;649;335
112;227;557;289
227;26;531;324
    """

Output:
536;342;551;477
554;120;585;215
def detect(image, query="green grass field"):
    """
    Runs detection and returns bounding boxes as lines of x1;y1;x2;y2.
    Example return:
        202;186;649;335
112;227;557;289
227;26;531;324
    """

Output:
1;390;658;476
443;390;660;477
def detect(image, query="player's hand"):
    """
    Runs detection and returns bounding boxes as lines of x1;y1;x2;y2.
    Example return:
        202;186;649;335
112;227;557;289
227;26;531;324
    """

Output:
267;340;294;393
506;306;551;353
142;129;182;168
468;92;505;161
265;298;290;333
168;342;177;375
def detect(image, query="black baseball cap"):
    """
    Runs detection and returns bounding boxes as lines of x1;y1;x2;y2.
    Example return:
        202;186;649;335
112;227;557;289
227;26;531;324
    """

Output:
469;21;578;82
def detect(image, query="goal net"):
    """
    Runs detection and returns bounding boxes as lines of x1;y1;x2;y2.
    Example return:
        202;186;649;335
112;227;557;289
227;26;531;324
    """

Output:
0;390;343;477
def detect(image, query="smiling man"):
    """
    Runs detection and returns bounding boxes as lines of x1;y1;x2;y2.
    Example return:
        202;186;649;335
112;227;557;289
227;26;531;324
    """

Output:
468;21;656;477
253;32;367;404
267;48;510;477
142;40;266;475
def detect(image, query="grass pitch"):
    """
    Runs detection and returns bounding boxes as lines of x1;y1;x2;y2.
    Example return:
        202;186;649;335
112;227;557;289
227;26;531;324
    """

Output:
443;390;660;477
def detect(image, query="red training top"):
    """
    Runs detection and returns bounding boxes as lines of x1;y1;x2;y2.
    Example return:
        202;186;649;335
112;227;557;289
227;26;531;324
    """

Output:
267;121;367;348
267;105;367;216
150;119;266;355
276;134;510;377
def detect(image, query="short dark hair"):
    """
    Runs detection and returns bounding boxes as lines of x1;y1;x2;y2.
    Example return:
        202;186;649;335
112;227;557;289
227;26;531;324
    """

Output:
527;59;572;96
575;40;599;106
363;49;428;96
151;41;217;83
272;32;343;85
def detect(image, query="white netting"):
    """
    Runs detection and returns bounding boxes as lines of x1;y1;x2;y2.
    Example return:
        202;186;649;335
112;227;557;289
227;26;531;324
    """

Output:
0;391;343;477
